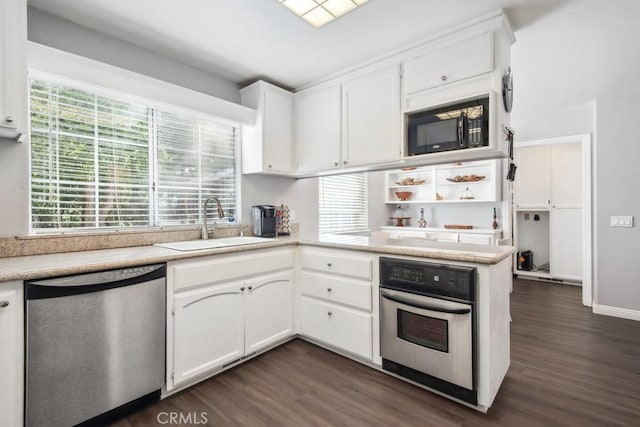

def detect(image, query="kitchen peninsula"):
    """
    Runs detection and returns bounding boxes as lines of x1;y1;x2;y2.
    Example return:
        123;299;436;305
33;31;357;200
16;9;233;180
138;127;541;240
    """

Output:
0;234;513;420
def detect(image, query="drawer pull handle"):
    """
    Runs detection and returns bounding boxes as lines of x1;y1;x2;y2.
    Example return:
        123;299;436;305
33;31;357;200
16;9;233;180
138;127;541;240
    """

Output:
327;288;332;292
240;287;245;291
0;300;9;308
248;285;253;290
327;263;332;267
327;311;332;316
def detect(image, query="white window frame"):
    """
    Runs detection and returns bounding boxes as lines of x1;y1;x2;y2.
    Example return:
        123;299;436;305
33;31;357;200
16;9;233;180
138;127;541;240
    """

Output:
28;71;243;234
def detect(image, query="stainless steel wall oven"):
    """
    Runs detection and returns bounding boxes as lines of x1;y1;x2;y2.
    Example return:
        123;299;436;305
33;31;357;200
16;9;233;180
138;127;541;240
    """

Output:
379;257;478;405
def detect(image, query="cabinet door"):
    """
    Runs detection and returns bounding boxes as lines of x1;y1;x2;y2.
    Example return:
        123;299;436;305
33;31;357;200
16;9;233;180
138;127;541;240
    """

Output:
514;145;549;208
300;297;372;360
263;87;294;173
172;281;245;388
549;143;582;208
295;85;342;173
403;32;493;95
245;270;294;354
550;208;582;280
0;0;26;135
0;284;22;427
342;65;400;167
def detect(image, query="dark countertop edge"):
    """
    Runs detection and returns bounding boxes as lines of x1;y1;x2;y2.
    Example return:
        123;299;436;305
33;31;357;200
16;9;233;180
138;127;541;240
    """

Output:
0;239;514;283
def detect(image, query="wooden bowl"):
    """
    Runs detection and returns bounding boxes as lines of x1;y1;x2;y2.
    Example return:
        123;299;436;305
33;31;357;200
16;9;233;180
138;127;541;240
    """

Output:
395;191;413;201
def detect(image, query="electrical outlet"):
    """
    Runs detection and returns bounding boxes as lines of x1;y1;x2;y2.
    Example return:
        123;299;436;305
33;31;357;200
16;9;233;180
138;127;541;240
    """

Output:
610;216;634;227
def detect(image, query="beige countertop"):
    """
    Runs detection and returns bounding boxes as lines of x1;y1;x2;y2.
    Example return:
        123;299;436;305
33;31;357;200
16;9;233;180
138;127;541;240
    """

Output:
0;235;514;282
301;235;515;265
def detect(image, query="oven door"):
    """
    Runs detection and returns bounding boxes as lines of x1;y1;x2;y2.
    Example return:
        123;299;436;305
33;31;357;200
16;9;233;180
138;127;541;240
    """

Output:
380;288;473;390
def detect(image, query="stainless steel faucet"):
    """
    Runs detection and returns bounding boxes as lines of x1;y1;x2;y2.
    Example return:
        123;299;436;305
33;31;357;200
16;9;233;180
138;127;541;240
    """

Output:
202;196;225;239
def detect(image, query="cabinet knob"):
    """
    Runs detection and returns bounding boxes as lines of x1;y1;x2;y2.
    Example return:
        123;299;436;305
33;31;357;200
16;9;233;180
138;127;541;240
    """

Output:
327;288;332;293
327;311;332;316
441;75;447;81
248;285;253;290
552;205;556;209
4;116;14;123
343;160;348;165
334;162;339;167
267;164;272;169
240;287;245;291
0;300;9;308
327;263;332;267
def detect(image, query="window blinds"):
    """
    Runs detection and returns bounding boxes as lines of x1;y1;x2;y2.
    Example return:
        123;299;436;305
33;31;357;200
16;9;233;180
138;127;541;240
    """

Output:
30;79;237;232
318;173;368;234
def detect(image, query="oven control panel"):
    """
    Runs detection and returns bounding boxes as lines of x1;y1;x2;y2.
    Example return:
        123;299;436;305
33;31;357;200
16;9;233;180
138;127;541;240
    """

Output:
390;265;425;283
380;257;476;302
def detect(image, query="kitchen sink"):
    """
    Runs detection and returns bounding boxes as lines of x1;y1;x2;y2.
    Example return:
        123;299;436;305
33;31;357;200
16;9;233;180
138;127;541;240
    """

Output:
154;236;276;251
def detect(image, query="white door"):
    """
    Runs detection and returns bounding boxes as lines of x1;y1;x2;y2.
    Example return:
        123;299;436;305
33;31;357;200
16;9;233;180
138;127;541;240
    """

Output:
295;85;342;173
342;65;400;167
514;145;549;208
550;208;582;280
263;87;294;173
549;143;582;208
172;281;245;388
245;270;293;354
0;286;20;427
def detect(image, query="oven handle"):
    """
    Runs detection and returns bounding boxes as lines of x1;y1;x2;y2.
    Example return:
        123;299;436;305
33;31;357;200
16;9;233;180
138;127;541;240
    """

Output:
381;290;471;315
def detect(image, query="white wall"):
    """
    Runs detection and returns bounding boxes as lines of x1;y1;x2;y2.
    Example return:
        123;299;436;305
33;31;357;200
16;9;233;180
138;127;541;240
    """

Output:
594;96;640;311
510;0;640;313
27;7;240;103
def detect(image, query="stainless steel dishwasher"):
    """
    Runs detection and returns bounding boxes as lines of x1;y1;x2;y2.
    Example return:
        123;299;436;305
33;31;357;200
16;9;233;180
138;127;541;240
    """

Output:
25;264;166;427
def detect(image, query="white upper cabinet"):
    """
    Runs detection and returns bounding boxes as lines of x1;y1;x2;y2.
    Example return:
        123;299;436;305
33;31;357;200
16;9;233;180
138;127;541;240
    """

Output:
342;65;401;167
403;33;493;96
240;81;295;175
513;145;549;208
549;143;582;208
0;0;27;141
295;84;342;173
514;143;582;209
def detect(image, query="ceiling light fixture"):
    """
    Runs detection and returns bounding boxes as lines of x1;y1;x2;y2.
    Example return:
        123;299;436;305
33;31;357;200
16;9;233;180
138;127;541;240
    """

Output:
277;0;369;28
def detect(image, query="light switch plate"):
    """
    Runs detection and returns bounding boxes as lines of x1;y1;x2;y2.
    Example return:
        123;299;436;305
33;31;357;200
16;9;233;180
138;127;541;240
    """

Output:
610;216;634;227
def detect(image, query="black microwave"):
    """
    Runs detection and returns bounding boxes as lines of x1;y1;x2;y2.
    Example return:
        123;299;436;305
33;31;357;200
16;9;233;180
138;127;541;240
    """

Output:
407;97;489;156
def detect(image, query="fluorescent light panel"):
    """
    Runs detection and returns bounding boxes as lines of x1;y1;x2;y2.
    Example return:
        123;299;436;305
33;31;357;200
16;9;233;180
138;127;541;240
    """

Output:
278;0;368;28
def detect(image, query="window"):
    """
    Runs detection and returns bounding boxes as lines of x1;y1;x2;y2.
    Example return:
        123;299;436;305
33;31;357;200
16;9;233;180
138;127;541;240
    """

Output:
318;173;368;234
29;78;238;232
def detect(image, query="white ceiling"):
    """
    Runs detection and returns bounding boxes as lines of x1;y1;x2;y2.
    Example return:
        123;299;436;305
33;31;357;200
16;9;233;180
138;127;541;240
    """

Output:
27;0;571;90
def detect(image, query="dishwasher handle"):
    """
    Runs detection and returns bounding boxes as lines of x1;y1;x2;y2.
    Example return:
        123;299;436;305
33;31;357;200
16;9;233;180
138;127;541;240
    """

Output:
26;264;166;300
381;290;471;315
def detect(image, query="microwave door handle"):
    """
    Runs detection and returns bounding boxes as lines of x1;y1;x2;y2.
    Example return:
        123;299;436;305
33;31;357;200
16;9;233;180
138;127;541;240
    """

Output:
457;114;466;147
381;290;471;315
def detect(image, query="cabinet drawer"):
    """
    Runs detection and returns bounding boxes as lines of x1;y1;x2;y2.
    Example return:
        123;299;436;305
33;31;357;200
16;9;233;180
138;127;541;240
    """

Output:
300;251;372;280
300;271;371;311
172;248;293;291
403;32;493;95
300;297;372;360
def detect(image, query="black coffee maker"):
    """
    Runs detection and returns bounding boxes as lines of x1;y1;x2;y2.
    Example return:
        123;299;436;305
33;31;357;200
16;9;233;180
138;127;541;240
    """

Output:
252;205;276;237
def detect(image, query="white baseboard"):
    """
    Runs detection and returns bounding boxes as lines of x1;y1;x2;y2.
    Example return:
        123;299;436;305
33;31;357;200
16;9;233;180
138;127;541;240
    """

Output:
593;304;640;321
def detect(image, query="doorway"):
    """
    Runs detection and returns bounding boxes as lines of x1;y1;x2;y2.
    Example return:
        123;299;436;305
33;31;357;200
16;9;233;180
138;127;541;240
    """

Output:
511;134;592;306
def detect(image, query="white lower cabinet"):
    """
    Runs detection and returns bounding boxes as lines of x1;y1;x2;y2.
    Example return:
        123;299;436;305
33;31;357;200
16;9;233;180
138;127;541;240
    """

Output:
167;249;294;391
300;296;372;359
297;248;374;360
173;281;245;387
0;282;23;427
245;270;294;354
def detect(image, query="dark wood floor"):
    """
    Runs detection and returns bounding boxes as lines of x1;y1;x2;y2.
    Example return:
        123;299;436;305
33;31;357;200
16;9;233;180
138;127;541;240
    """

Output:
113;279;640;426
